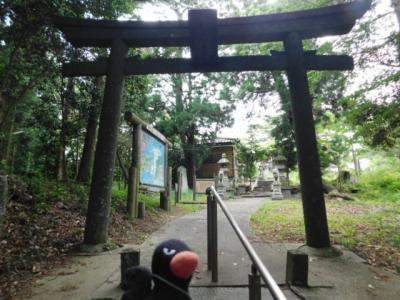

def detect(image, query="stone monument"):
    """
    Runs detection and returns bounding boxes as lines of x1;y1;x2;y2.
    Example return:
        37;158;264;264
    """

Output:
271;168;284;200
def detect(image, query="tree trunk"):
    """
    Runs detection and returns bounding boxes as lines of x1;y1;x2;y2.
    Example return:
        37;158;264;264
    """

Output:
77;77;104;183
391;0;400;62
116;150;129;181
57;79;73;181
351;144;360;180
57;144;66;180
0;175;7;238
0;108;15;170
392;0;400;26
184;147;194;189
184;125;195;190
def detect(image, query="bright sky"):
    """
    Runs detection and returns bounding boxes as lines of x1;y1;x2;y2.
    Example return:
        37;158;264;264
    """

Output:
131;0;397;140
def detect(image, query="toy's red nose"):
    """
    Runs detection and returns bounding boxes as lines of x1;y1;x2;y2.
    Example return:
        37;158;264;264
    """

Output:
170;251;199;279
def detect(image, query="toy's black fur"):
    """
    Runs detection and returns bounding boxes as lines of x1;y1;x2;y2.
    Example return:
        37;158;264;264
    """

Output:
121;239;194;300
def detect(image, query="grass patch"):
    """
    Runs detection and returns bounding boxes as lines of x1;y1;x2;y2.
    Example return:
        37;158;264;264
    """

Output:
251;199;400;273
355;167;400;203
111;182;206;214
175;190;207;213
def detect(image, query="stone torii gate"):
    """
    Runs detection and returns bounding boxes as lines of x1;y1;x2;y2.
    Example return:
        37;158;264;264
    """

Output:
54;1;370;248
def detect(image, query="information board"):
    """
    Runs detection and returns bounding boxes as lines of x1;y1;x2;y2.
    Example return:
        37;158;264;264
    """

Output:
140;131;166;188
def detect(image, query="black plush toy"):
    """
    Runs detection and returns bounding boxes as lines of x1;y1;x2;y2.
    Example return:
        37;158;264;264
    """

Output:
121;239;199;300
121;266;152;300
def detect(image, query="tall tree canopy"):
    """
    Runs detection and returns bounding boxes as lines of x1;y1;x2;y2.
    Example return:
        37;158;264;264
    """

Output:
0;0;139;177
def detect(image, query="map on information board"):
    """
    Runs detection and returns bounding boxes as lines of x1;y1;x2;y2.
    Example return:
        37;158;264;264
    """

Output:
140;131;166;188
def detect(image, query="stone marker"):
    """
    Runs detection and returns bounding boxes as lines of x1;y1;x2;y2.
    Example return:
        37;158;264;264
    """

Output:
120;248;140;289
177;166;188;193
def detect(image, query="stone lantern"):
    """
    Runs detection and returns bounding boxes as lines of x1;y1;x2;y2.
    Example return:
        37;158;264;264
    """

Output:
271;167;284;200
273;155;288;187
216;153;230;198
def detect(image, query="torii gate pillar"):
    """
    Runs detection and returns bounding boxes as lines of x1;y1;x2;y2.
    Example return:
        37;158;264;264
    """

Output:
284;33;330;248
84;39;128;245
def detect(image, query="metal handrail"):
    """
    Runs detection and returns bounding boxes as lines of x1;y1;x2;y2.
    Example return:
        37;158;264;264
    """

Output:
209;186;287;300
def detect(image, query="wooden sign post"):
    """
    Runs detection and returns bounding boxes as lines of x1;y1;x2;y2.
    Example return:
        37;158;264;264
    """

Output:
125;112;172;216
54;1;371;248
127;123;142;219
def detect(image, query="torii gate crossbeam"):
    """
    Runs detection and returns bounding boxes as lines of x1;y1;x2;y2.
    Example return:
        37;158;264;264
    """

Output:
53;1;371;248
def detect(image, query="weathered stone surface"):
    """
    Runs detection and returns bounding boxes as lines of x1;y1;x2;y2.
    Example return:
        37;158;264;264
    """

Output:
120;248;140;289
255;179;273;192
286;249;308;286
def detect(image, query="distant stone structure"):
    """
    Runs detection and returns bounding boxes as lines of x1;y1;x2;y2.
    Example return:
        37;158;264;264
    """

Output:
196;138;238;180
216;153;231;199
271;168;284;200
251;156;292;199
273;155;289;188
254;161;274;192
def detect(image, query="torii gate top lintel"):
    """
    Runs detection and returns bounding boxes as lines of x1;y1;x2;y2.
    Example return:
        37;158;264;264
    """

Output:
54;1;370;77
54;0;370;49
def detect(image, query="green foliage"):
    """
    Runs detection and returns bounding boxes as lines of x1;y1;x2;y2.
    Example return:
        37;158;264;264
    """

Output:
155;72;235;174
317;115;359;173
111;182;161;212
336;1;400;149
345;98;400;149
102;240;119;251
26;177;89;212
356;158;400;203
0;0;140;175
237;126;267;182
222;3;349;172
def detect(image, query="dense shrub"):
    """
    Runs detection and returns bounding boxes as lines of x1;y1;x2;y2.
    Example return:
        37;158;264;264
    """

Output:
356;158;400;202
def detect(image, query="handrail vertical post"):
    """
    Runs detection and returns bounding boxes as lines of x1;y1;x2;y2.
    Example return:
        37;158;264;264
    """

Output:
206;188;212;271
210;186;286;300
249;264;262;300
211;191;218;282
